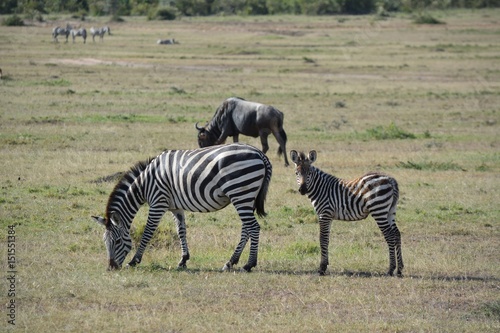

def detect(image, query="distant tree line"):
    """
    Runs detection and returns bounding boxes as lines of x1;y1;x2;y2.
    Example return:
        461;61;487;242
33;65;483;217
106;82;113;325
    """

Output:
1;0;499;18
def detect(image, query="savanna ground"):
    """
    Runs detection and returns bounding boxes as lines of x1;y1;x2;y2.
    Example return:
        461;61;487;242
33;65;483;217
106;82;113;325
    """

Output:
0;9;499;332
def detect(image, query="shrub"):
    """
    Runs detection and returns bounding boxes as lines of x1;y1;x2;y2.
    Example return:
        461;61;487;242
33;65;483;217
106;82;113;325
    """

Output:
413;13;445;24
341;0;376;14
2;15;24;26
155;7;177;20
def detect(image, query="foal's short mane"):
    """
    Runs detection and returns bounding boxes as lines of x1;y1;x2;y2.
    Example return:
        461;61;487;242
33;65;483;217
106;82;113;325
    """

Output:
104;157;154;227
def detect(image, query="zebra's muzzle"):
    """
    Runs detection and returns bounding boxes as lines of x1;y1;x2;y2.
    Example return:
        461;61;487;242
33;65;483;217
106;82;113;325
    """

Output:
108;258;121;270
298;184;307;195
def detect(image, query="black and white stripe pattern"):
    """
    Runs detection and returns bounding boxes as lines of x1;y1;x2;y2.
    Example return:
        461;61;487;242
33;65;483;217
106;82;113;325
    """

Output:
291;150;403;276
89;26;110;42
93;143;272;272
70;28;87;43
52;25;72;43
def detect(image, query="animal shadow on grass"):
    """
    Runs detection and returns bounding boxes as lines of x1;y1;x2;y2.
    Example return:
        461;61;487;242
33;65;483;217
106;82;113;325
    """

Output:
131;264;500;282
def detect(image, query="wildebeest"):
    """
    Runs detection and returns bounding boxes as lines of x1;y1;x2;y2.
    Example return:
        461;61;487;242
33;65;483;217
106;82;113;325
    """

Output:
52;25;72;43
196;97;289;166
70;28;87;44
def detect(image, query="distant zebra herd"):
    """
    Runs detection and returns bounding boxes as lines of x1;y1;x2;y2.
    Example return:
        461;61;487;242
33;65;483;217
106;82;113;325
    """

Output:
93;97;405;277
52;24;111;43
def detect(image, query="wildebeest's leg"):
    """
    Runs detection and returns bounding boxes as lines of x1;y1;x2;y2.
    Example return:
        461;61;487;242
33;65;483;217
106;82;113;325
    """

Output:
172;209;190;268
318;215;332;275
259;131;270;154
272;129;289;166
216;130;230;145
128;203;168;267
233;133;239;143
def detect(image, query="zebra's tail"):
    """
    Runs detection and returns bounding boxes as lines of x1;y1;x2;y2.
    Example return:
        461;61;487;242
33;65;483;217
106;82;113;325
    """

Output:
255;154;273;218
277;128;287;157
389;177;399;212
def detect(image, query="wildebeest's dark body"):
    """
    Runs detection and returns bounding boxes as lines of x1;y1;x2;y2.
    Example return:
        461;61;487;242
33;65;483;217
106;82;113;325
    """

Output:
196;97;289;166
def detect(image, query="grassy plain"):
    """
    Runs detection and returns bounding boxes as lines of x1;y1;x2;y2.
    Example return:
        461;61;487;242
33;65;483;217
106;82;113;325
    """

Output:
1;10;499;332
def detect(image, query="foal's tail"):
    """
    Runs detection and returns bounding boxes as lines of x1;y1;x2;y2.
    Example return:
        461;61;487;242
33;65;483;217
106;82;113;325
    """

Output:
255;154;273;218
388;177;399;220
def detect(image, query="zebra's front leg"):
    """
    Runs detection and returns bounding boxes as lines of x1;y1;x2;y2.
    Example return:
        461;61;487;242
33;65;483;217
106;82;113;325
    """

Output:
318;217;332;275
128;207;166;267
172;210;190;269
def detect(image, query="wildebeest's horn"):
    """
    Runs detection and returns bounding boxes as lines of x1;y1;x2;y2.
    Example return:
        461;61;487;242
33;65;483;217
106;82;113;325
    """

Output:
195;122;203;130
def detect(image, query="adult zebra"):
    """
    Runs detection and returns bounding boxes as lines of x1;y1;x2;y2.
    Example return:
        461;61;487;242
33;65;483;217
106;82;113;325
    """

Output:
52;25;71;43
93;143;272;272
89;27;104;42
290;150;404;276
101;26;111;35
70;28;87;43
90;26;111;42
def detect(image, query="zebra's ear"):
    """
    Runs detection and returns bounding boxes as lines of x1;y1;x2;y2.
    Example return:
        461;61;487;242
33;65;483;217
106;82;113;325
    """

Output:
109;211;122;227
290;150;299;164
92;216;107;227
308;150;317;164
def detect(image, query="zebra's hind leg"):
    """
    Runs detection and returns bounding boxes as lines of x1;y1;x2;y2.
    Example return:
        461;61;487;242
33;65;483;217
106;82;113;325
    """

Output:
223;217;252;272
381;225;401;277
394;226;404;277
172;210;190;269
242;219;260;272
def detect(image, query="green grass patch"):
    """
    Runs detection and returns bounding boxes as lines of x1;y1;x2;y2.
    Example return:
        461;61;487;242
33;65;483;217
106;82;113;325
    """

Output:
75;113;192;124
364;122;416;140
286;242;320;256
37;78;72;87
473;300;500;320
131;220;179;249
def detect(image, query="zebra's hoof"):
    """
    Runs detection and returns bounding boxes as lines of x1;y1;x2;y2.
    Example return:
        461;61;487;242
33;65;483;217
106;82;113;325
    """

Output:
222;262;232;272
242;265;253;272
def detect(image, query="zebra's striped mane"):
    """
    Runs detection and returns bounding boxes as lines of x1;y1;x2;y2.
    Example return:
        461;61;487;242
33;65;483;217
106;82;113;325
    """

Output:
105;157;154;227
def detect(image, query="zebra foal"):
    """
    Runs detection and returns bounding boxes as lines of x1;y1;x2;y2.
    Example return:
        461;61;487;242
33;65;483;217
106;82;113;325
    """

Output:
93;143;272;272
291;150;404;276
